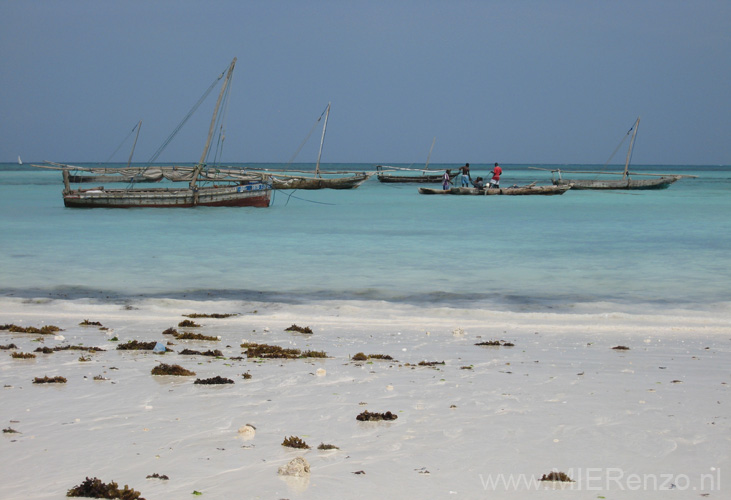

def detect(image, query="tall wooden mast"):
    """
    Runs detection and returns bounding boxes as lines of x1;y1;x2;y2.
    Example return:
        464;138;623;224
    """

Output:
623;116;640;179
126;121;142;169
190;57;237;189
424;137;436;170
315;102;330;178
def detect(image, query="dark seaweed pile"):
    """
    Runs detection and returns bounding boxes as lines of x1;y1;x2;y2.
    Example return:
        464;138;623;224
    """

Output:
194;376;234;385
356;410;398;421
150;363;195;376
284;324;313;334
67;477;145;499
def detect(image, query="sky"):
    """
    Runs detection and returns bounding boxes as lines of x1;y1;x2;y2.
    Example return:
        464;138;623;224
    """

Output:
1;0;729;165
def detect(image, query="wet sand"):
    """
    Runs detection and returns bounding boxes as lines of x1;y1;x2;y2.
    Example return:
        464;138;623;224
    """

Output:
1;297;729;499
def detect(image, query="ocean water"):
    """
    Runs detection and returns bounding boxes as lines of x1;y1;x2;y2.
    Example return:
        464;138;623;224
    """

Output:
1;163;729;313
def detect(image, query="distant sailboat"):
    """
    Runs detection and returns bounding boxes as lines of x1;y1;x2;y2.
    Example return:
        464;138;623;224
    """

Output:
18;155;22;165
531;117;693;190
376;137;458;183
261;103;370;189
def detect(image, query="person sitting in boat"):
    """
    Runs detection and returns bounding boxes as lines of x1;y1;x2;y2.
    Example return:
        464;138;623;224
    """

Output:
442;170;452;190
488;162;502;189
459;163;471;187
472;176;485;189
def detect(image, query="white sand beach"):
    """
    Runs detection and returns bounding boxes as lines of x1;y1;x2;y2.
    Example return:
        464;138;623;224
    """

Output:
1;297;729;499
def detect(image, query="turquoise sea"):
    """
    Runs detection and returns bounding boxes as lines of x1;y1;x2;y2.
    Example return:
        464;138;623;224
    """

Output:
1;163;729;313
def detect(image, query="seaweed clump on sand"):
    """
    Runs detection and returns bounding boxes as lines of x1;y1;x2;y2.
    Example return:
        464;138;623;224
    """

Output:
34;346;55;354
1;324;61;335
194;376;234;385
0;343;18;350
117;341;160;351
150;363;196;376
79;320;103;327
317;443;339;450
177;320;200;328
285;324;313;334
174;332;219;341
282;436;310;449
179;349;224;357
368;353;394;360
475;340;515;347
67;476;145;499
33;375;67;384
11;352;36;359
612;345;630;350
184;313;237;319
53;345;105;353
540;471;574;482
146;473;169;480
242;343;326;359
356;410;398;422
418;360;445;366
3;427;20;434
162;328;178;336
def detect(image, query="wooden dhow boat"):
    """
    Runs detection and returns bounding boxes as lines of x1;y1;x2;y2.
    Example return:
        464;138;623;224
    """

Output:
39;58;272;208
376;137;458;183
531;117;693;190
418;184;572;196
36;123;164;183
255;103;371;190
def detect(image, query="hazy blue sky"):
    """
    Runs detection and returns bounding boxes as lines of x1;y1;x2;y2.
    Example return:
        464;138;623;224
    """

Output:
2;1;729;165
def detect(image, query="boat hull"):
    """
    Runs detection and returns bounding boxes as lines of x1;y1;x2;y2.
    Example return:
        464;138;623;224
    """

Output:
63;183;271;208
376;169;459;183
553;176;680;190
68;174;163;183
270;173;369;190
418;185;571;196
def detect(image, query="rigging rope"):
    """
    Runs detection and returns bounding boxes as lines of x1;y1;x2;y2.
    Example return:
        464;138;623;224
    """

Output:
103;122;140;165
122;63;229;190
145;69;226;166
210;72;234;168
602;122;635;168
285;104;329;166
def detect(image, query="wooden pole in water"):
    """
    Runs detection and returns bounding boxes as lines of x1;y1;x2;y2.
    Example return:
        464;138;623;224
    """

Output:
62;169;70;193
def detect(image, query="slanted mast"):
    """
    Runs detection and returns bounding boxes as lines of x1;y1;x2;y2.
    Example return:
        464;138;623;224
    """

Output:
190;57;237;189
622;116;640;179
314;102;330;178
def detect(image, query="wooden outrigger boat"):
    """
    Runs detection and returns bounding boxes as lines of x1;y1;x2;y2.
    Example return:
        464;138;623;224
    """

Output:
37;123;164;183
376;137;458;183
37;58;272;208
269;172;369;190
531;117;692;190
255;103;371;190
418;184;572;196
376;166;458;183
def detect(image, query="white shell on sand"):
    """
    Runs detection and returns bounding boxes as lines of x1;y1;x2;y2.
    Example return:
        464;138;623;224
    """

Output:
315;368;326;377
386;384;394;391
238;424;256;440
278;456;310;477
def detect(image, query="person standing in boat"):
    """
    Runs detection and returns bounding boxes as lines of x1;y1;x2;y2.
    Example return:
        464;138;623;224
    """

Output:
488;163;502;189
459;163;471;187
442;170;452;190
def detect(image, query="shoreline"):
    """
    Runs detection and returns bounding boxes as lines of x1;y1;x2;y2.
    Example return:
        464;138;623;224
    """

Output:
1;295;729;498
